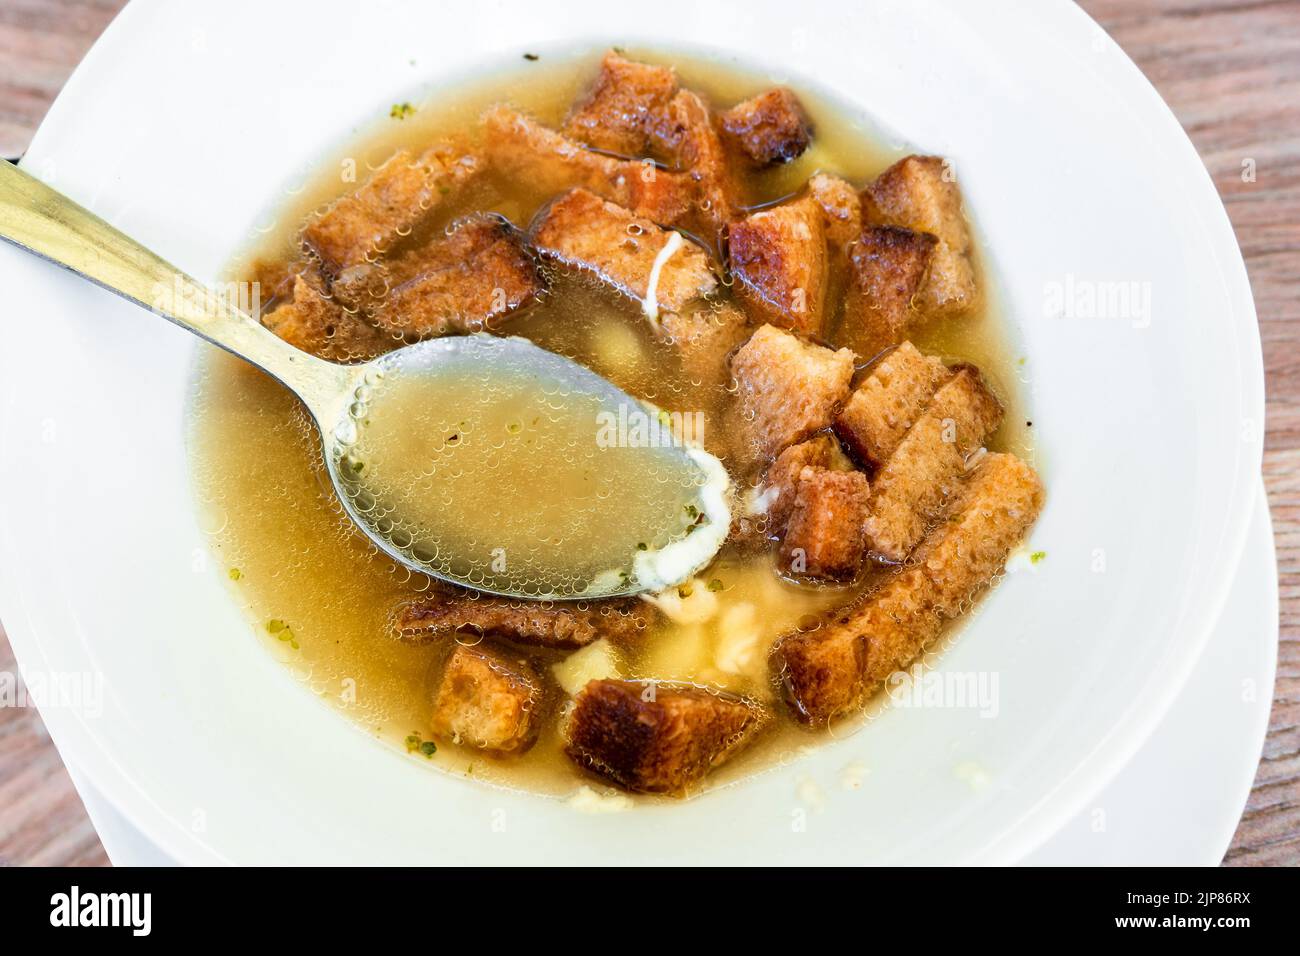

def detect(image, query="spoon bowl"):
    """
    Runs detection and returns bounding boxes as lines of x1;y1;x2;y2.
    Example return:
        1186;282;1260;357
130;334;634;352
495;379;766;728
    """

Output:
0;159;729;598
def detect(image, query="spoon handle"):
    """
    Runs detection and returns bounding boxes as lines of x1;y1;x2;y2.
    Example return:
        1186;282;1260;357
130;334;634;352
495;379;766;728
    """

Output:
0;160;351;418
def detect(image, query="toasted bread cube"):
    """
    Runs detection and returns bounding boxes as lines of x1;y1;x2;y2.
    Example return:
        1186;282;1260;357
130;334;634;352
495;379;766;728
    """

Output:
864;155;975;316
396;592;654;650
762;434;843;533
774;452;1041;722
834;341;950;469
303;144;481;273
915;453;1045;615
838;226;937;360
720;88;812;166
566;680;767;793
660;301;750;385
430;641;544;754
863;366;1003;561
531;188;716;313
774;566;938;723
483;105;692;225
648;89;739;237
343;216;541;339
729;324;855;458
261;275;390;363
779;466;870;580
563;52;678;157
807;173;863;251
728;197;829;335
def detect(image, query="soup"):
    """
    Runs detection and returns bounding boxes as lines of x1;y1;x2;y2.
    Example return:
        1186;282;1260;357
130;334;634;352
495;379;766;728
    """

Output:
189;48;1041;798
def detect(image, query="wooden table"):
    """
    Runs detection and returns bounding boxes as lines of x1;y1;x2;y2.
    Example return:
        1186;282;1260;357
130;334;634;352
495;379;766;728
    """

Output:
0;0;1295;866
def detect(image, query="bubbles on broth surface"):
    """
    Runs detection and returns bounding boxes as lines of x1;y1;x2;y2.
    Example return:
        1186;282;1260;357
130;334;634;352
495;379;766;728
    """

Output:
332;344;710;598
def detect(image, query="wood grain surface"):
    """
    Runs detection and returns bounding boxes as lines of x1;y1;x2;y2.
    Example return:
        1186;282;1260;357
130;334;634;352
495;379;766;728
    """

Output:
0;0;1295;866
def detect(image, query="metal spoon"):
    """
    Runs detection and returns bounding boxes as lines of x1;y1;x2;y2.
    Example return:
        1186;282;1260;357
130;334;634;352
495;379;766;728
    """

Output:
0;160;730;599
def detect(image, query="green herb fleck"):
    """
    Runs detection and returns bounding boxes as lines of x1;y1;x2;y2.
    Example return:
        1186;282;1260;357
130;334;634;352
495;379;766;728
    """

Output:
266;618;287;634
707;578;724;592
228;567;243;581
636;542;648;551
419;740;438;757
523;52;539;61
678;584;694;599
1030;550;1047;564
404;734;422;753
390;102;416;120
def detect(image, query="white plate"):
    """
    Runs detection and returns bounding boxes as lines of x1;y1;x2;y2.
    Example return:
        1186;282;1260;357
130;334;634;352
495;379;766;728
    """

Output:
70;482;1275;866
0;0;1264;864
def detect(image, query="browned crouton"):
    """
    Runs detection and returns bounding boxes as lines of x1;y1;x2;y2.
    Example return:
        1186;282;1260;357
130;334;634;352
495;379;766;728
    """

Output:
483;105;692;225
303;143;482;273
720;88;812;166
807;173;863;251
774;566;937;723
838;225;937;360
762;434;846;533
531;188;716;313
338;216;542;339
863;155;975;316
863;366;1003;561
774;452;1042;722
430;641;544;754
647;89;739;238
834;341;950;469
728;196;829;336
915;452;1045;615
566;680;767;793
563;52;678;157
659;301;750;385
395;592;654;650
260;275;390;363
729;324;855;458
779;466;870;580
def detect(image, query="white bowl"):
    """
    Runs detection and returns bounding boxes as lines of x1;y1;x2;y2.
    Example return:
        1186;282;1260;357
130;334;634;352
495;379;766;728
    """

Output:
0;0;1263;864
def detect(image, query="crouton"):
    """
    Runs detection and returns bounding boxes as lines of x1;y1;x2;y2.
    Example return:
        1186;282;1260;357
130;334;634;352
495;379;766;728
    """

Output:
774;567;936;723
303;143;482;273
863;366;1003;561
430;641;544;753
834;341;950;469
396;592;654;650
260;275;390;363
648;89;739;237
915;452;1045;615
563;52;678;157
565;680;767;793
779;466;870;580
838;226;937;360
762;434;844;533
659;301;750;385
728;196;829;335
773;452;1042;722
337;216;542;339
807;173;863;251
531;188;716;313
863;155;975;316
720;88;812;166
482;105;692;225
729;324;855;458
